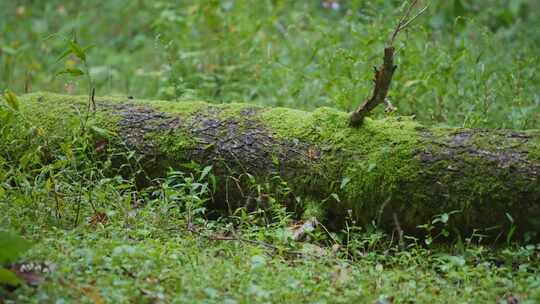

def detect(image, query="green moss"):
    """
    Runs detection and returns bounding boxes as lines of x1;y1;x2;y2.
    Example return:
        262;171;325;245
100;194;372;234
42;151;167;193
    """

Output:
528;133;540;162
302;197;326;220
258;106;424;220
151;99;209;117
217;103;263;119
21;92;88;135
153;128;197;160
23;92;209;120
150;98;261;120
257;105;539;228
257;106;316;140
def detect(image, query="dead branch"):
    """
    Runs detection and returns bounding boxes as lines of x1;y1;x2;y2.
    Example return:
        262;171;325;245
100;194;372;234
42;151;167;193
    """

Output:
349;47;397;127
349;0;429;127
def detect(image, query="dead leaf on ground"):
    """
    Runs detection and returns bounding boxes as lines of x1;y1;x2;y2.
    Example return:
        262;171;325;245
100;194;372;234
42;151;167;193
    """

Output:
331;243;341;254
289;217;318;241
94;140;108;153
10;261;55;286
88;212;108;227
140;287;166;304
145;276;160;285
331;264;352;287
301;243;328;258
505;293;519;304
80;286;105;304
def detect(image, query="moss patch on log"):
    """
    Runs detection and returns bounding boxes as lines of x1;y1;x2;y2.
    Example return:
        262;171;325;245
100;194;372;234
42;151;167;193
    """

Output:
258;106;423;223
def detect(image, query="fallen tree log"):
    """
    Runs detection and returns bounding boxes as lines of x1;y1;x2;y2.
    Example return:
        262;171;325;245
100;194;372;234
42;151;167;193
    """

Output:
5;93;540;239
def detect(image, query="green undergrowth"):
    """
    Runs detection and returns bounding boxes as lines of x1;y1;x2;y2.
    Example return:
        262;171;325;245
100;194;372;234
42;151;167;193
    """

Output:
2;1;540;302
2;193;540;303
530;138;540;162
2;92;540;302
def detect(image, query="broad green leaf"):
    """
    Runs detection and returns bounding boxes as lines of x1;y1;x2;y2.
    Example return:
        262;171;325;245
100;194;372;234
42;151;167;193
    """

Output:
57;68;85;77
83;45;95;53
271;154;279;166
69;40;86;61
90;126;114;138
340;177;350;189
507;225;517;244
55;48;73;63
3;90;19;111
441;213;449;224
1;46;17;55
198;165;212;181
0;186;5;199
0;231;32;264
209;175;216;193
505;212;514;223
433;213;450;224
0;268;22;286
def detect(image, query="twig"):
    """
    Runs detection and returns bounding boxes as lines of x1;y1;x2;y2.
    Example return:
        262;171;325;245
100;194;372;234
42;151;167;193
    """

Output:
349;0;429;127
208;234;284;251
24;71;32;93
91;87;96;112
349;47;397;127
187;226;306;257
390;1;430;45
392;212;405;250
316;219;340;245
399;5;429;31
375;197;392;227
185;225;346;260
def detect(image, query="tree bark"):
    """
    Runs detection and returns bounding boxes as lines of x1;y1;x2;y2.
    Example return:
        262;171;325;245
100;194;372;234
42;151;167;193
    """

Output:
10;93;540;239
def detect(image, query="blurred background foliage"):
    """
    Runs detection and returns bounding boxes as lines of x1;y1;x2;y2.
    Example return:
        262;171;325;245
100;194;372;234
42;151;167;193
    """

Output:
0;0;539;129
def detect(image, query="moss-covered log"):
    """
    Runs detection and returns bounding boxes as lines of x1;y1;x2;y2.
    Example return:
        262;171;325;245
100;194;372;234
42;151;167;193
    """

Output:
5;93;540;239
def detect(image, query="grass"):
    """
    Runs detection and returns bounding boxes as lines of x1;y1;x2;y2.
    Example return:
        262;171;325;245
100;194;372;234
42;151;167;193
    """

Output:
3;199;540;303
1;0;540;303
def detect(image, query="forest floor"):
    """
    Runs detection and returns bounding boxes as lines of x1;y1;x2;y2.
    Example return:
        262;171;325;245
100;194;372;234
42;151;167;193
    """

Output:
1;1;540;303
2;200;540;303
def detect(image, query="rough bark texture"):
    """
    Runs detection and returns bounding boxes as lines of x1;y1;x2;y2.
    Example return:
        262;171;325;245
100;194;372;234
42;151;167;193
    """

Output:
10;93;540;239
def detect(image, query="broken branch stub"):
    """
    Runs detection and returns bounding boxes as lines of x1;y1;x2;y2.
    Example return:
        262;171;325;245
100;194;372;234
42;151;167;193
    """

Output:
349;47;397;127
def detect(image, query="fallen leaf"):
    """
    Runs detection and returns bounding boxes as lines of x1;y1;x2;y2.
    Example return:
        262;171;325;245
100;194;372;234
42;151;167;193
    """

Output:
16;6;26;17
80;286;105;304
88;212;108;227
145;276;160;284
301;243;328;258
331;264;352;287
505;293;519;304
331;243;341;254
7;261;55;287
95;140;108;152
290;218;317;241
